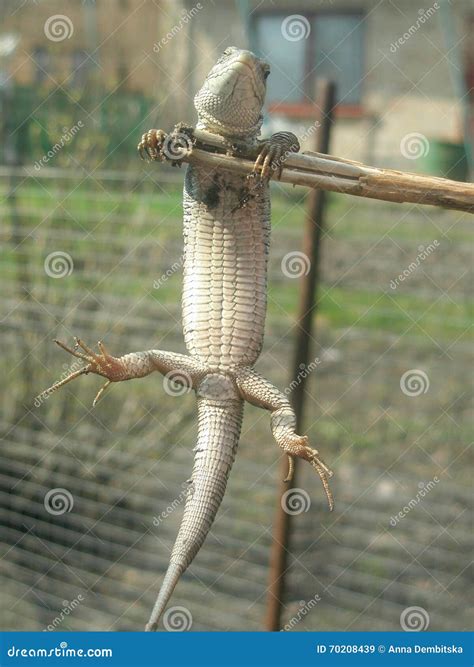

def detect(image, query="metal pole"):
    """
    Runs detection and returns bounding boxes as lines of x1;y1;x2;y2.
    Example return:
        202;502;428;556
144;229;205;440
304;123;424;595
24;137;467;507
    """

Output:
264;79;337;632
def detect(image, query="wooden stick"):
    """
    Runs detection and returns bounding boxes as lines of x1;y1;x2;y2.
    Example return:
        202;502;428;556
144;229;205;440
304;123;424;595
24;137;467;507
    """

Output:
176;128;474;214
264;80;337;632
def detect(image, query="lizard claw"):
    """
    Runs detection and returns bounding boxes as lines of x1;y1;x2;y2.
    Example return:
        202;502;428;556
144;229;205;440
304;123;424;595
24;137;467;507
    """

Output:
283;455;295;483
138;126;194;165
93;380;111;407
284;435;334;511
302;444;334;512
138;129;167;161
251;132;300;182
39;338;129;407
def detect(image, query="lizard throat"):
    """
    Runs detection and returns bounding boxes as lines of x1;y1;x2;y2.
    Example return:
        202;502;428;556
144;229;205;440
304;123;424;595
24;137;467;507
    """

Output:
195;112;263;140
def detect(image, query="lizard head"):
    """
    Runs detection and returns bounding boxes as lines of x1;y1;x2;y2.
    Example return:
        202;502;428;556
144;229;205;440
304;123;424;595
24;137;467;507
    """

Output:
194;46;269;139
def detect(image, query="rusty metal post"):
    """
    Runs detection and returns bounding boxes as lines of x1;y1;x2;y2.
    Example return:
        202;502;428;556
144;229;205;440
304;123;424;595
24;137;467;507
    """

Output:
264;79;337;631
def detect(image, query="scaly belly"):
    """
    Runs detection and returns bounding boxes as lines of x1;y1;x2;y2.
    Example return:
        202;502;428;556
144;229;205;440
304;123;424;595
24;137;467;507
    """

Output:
182;164;270;370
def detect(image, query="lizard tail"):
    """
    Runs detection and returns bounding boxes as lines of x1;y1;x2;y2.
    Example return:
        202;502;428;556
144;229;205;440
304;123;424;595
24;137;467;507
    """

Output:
146;394;244;631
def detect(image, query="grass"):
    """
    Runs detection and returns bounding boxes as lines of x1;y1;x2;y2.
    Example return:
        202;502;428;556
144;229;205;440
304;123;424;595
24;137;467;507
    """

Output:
2;180;472;343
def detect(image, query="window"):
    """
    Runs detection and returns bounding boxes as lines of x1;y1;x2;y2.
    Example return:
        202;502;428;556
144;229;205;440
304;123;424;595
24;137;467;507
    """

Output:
254;12;365;108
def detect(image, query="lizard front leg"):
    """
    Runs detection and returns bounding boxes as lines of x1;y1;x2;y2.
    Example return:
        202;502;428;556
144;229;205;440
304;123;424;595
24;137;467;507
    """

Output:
235;366;334;511
39;338;205;406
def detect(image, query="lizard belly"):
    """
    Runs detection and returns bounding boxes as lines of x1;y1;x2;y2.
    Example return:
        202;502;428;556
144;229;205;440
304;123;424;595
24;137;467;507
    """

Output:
182;164;270;370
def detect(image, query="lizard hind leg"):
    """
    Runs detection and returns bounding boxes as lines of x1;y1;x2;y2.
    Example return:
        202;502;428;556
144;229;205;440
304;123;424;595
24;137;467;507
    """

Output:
235;367;334;511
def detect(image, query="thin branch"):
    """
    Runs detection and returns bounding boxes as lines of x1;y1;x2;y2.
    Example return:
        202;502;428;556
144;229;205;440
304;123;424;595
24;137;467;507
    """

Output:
182;128;474;214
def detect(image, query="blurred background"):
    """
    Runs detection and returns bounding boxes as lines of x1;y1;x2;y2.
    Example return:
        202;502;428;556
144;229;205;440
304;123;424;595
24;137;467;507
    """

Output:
0;0;472;633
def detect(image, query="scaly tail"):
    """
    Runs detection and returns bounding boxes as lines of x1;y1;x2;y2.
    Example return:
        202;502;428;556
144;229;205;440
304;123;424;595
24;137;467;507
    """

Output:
146;391;244;631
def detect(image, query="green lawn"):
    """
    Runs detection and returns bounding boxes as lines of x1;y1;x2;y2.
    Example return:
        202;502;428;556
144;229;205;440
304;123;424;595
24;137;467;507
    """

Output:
1;179;472;345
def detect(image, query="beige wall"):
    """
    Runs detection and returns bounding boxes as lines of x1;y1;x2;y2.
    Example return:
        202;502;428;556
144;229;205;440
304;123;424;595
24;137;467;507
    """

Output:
2;0;161;90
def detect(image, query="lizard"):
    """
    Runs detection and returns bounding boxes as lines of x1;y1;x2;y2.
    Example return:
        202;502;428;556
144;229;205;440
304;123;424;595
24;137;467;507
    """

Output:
40;46;334;631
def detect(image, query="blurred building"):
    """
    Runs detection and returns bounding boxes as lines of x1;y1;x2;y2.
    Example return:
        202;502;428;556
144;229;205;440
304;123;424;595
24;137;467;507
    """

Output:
1;0;472;172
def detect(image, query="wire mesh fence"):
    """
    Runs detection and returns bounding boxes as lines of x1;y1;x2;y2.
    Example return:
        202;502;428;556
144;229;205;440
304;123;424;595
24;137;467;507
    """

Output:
0;166;472;632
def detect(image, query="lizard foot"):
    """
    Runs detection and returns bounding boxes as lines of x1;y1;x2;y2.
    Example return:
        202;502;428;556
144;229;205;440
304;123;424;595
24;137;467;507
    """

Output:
284;435;334;511
138;129;167;161
138;126;194;165
251;131;300;182
40;338;130;407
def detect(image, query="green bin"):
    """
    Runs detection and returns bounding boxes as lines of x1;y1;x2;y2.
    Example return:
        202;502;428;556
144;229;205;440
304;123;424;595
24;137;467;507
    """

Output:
420;139;468;182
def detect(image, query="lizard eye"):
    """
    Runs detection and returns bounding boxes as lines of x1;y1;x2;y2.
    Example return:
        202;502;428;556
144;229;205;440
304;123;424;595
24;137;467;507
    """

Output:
263;69;270;80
